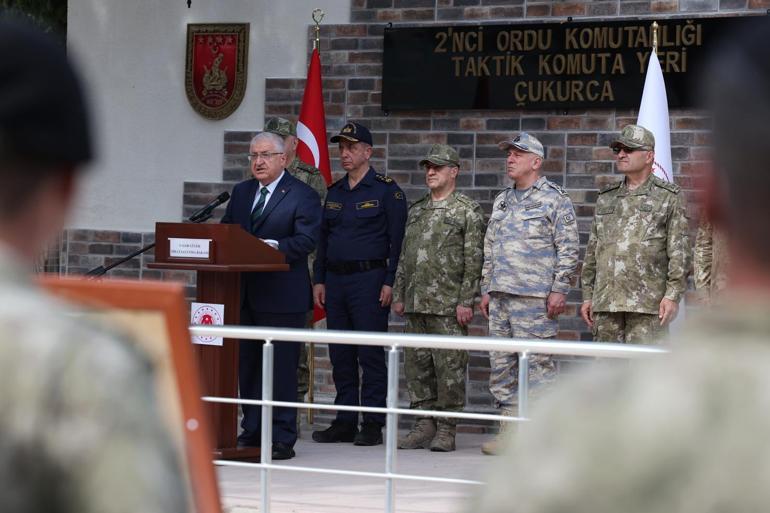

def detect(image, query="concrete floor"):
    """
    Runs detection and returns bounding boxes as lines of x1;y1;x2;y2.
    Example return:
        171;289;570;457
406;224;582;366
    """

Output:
218;430;494;513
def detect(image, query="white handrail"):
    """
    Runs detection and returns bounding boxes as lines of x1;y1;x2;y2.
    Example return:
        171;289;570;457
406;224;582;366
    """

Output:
190;324;668;512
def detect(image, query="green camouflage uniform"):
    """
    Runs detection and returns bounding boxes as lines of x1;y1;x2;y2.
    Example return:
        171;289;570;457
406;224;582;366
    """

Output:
393;190;485;426
0;246;187;513
482;174;579;406
693;221;729;304
582;174;691;343
472;299;770;513
288;157;327;206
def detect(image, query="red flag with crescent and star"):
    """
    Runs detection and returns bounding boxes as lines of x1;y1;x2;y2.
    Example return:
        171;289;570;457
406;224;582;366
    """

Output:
296;48;331;325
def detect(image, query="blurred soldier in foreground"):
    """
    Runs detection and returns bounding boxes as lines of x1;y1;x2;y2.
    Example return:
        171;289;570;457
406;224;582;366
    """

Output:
693;220;729;304
264;117;327;408
479;133;579;455
472;20;770;513
392;144;485;452
580;124;691;343
0;20;186;512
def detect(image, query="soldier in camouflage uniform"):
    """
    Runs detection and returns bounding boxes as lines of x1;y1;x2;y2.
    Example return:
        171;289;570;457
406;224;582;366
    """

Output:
693;221;729;304
392;144;485;452
264;117;328;405
479;133;579;455
472;24;770;513
580;125;691;344
0;21;187;512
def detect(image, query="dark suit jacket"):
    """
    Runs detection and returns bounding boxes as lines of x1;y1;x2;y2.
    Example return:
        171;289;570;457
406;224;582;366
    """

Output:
221;171;321;314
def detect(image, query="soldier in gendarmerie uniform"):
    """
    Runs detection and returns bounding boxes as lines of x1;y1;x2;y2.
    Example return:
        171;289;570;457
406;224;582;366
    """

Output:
479;132;580;456
580;125;691;344
263;117;327;408
392;144;485;452
311;122;407;446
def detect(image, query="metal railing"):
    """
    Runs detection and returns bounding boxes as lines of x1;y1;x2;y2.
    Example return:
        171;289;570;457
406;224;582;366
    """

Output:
190;325;667;513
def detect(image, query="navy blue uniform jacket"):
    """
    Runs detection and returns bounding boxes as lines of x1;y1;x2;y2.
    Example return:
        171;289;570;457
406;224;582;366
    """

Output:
221;172;321;314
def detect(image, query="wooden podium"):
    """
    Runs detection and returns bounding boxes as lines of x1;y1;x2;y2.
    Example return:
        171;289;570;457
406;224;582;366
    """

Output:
149;222;289;460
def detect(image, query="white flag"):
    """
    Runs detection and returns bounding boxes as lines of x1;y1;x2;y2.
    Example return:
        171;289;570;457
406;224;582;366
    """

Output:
637;52;673;183
637;49;685;329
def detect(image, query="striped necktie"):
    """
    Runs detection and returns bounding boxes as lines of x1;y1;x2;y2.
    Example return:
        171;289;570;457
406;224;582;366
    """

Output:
250;187;269;232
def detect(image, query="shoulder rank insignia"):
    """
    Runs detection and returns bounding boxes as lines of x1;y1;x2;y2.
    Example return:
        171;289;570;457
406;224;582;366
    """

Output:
599;181;623;194
375;173;394;184
497;201;507;211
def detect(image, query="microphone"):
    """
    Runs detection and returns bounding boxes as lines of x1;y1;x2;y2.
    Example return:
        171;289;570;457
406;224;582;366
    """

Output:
188;191;230;222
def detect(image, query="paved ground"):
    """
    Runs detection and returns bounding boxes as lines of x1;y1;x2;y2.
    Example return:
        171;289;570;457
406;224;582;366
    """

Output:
218;430;494;513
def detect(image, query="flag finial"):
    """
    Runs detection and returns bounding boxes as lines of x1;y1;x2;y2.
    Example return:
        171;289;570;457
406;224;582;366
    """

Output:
312;9;325;51
652;21;659;53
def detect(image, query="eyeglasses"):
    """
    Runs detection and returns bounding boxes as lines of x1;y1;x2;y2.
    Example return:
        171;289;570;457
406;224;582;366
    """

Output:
612;146;640;154
248;152;283;161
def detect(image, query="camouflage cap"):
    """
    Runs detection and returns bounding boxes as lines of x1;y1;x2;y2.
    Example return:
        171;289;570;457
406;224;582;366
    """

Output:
264;117;296;137
497;132;545;158
419;143;460;168
611;124;655;151
330;121;373;146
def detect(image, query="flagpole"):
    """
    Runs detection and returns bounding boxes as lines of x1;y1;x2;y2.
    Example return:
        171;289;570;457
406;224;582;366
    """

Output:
652;21;658;53
312;8;324;51
306;7;325;426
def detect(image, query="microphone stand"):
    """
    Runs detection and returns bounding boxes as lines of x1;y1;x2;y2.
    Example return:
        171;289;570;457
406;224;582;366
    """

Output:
84;212;214;277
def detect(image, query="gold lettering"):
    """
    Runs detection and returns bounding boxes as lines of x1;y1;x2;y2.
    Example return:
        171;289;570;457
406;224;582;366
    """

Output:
514;82;527;105
510;55;524;75
611;53;625;74
636;51;650;73
451;56;463;76
511;30;523;51
539;54;551;75
565;28;578;50
496;31;509;52
434;31;448;53
586;80;599;101
682;47;688;72
681;22;696;46
664;50;680;73
601;80;614;102
571;80;585;102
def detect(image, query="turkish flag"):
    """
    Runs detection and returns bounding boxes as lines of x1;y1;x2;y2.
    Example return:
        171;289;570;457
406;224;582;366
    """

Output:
297;49;332;186
297;48;331;325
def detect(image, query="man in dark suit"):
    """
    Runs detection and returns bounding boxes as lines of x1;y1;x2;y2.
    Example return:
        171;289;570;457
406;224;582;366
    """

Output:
221;131;321;460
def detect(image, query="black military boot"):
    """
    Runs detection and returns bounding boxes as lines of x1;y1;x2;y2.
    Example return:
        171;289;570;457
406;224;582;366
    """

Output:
354;421;383;446
312;421;358;443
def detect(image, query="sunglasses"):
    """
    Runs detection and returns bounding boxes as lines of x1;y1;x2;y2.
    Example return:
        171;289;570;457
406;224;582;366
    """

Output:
612;146;641;154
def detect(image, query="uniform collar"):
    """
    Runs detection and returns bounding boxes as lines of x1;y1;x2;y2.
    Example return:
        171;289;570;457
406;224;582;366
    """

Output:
342;166;376;191
619;173;654;196
512;176;545;202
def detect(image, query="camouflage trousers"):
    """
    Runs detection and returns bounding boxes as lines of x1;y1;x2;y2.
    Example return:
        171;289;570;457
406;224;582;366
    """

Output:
296;310;316;397
488;293;557;407
404;313;469;427
593;311;667;344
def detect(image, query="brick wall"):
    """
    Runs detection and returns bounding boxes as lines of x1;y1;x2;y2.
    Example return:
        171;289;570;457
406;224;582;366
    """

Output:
59;0;767;432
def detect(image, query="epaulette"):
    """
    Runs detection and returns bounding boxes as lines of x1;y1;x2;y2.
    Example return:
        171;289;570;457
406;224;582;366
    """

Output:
297;160;320;175
455;192;480;208
409;194;429;210
652;176;681;194
375;173;394;184
599;181;623;194
545;180;568;196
